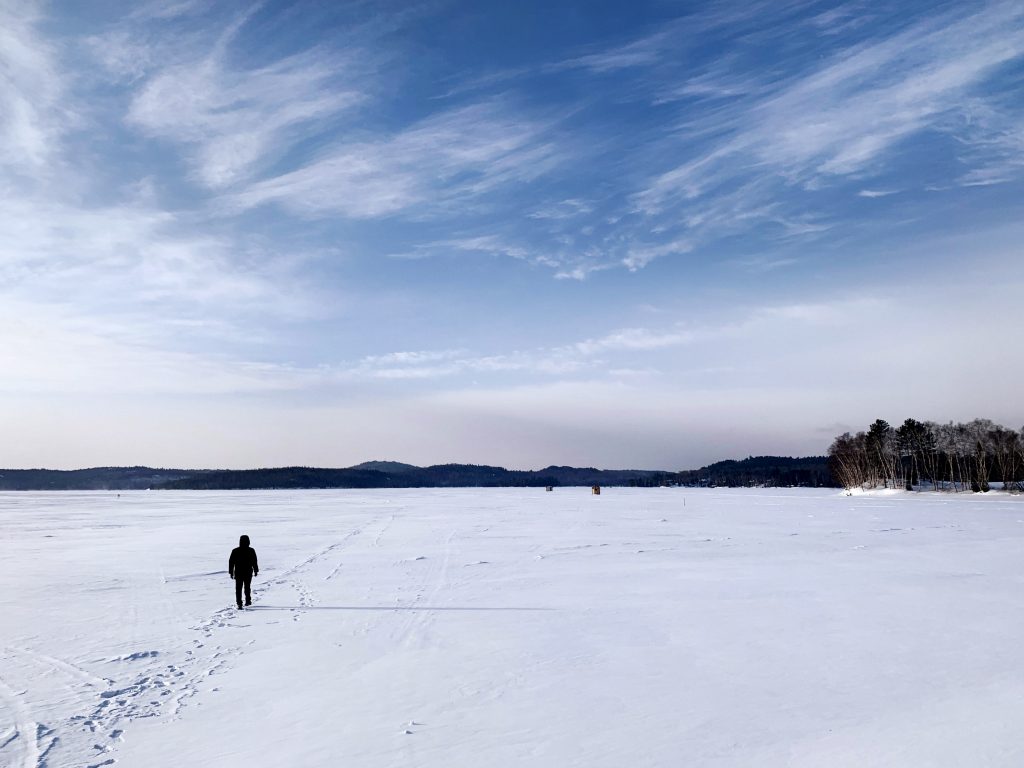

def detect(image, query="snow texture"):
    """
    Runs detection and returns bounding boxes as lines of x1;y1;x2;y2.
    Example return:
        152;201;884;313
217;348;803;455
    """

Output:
2;487;1024;767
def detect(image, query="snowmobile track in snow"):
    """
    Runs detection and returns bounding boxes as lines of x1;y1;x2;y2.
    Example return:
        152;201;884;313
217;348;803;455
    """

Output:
0;673;40;768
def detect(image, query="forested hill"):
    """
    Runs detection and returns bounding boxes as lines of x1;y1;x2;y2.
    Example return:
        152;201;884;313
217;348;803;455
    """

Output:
0;466;192;490
0;463;668;490
673;456;835;487
0;457;836;490
161;464;668;490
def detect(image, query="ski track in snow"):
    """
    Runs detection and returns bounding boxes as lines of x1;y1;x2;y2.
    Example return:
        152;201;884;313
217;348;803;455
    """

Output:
6;648;110;690
396;527;457;649
0;673;39;768
1;643;124;768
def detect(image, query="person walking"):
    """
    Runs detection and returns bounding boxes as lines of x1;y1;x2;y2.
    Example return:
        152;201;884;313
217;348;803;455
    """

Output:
229;535;259;609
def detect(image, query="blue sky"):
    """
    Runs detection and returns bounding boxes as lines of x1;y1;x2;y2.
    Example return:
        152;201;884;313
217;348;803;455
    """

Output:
2;0;1023;470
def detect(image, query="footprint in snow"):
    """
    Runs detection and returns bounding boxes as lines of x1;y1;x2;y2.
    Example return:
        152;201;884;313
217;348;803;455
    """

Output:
107;650;159;662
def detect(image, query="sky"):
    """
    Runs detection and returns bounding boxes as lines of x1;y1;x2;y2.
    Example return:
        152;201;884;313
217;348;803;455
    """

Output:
1;0;1023;471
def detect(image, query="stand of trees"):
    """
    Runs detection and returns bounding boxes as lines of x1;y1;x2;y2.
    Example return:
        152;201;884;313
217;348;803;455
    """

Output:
671;456;833;488
828;418;1024;492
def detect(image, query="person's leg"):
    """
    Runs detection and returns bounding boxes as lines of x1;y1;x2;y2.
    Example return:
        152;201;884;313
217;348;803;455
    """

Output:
243;575;252;606
235;577;243;608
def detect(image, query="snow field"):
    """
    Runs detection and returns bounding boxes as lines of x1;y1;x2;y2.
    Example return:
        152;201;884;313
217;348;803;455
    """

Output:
2;488;1024;767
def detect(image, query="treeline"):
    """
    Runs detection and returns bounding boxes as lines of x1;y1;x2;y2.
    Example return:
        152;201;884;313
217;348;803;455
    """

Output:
828;418;1023;492
0;463;666;491
670;456;833;488
0;466;191;490
157;463;664;490
159;461;833;491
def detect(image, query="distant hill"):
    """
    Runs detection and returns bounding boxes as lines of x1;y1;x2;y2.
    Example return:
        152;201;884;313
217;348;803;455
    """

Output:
157;467;391;490
0;463;668;490
160;463;670;490
350;461;420;473
0;466;199;490
0;457;834;490
672;456;834;488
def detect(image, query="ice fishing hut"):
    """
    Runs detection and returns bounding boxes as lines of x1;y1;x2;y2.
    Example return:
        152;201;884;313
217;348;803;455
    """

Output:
592;485;601;495
545;485;554;492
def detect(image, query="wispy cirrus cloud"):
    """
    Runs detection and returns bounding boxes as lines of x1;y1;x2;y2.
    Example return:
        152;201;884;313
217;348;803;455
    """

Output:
346;347;586;381
340;321;719;384
572;326;697;355
127;27;365;190
229;101;564;219
331;294;901;386
0;3;334;376
636;2;1024;216
0;300;319;396
654;62;765;105
557;0;817;75
386;2;1024;279
0;1;72;175
949;99;1024;187
620;239;693;272
0;192;319;341
526;198;594;220
559;24;682;73
398;230;687;280
98;0;1024;285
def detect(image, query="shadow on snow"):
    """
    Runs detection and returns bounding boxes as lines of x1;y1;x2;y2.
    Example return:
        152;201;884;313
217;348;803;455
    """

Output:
246;605;553;612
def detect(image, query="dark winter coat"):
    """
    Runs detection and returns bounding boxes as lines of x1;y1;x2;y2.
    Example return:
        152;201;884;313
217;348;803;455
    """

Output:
229;535;259;580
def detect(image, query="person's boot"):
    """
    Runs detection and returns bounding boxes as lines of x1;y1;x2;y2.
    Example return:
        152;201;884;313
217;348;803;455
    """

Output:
245;599;252;606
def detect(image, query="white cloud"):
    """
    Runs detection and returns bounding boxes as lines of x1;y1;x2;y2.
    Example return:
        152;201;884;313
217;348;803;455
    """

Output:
622;239;693;271
527;198;594;220
950;100;1024;187
0;1;72;174
431;236;532;261
129;43;363;189
728;255;800;273
552;261;617;281
0;300;318;396
555;2;806;76
361;350;466;366
130;0;206;22
228;101;563;218
333;320;718;384
636;3;1024;215
346;347;589;382
0;191;312;318
0;2;334;402
573;326;697;355
559;25;680;73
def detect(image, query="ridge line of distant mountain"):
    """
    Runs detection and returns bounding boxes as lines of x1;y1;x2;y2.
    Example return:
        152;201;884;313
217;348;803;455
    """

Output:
0;463;665;490
0;456;834;490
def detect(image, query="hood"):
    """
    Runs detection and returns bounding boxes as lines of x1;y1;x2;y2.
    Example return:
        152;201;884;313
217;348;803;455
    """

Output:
239;535;250;547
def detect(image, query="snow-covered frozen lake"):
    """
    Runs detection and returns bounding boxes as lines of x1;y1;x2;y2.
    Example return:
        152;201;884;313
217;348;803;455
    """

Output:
3;487;1024;767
